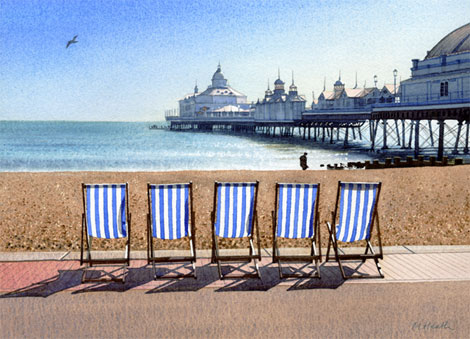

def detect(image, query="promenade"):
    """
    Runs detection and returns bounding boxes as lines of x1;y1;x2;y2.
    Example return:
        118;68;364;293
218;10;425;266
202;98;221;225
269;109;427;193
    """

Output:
1;246;470;294
2;246;470;338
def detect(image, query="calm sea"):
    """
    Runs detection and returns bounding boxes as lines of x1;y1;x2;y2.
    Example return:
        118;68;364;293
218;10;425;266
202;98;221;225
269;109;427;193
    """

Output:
0;121;375;171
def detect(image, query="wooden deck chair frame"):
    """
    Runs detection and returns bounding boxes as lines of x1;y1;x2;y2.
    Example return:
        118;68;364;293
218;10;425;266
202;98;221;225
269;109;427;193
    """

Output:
147;182;197;279
211;181;262;280
272;183;322;279
326;181;384;279
80;183;131;283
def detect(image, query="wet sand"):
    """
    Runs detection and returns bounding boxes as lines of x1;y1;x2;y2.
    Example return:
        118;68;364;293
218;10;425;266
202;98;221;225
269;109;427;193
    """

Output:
0;166;469;251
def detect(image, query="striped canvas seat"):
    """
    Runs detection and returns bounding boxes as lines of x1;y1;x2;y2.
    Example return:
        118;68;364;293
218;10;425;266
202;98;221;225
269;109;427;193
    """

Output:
273;183;321;279
148;184;190;240
147;183;196;279
276;183;318;239
336;182;380;243
84;184;128;239
326;181;384;279
214;182;257;238
212;182;261;279
80;183;131;283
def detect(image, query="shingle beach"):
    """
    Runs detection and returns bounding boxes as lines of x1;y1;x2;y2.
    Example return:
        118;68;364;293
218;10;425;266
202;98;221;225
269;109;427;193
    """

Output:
1;166;469;251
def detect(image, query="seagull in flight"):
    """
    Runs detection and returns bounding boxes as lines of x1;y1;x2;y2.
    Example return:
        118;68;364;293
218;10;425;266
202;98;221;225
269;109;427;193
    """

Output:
66;35;78;48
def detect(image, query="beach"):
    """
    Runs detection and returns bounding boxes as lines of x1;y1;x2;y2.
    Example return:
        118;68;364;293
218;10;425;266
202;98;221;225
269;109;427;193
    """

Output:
0;166;469;252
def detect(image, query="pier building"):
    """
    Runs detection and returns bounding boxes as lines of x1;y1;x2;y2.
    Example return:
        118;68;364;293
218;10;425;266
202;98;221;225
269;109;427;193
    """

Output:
177;64;252;119
254;72;306;121
399;23;470;104
315;76;398;110
373;22;470;159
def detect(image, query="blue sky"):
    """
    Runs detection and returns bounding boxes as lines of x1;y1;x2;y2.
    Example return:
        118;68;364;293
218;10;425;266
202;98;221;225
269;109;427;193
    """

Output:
1;0;469;121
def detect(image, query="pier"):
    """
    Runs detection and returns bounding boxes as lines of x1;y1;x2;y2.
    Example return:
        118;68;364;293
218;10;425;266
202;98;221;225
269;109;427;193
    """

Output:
164;24;470;161
166;95;470;161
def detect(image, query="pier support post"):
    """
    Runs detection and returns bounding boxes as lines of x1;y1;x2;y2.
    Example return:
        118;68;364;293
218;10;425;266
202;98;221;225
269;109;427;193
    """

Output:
414;120;420;158
464;121;469;154
330;127;334;144
382;119;388;149
395;120;400;146
437;120;445;161
452;120;463;154
358;126;362;140
322;127;325;143
428;120;434;147
408;121;414;149
401;120;406;148
352;126;356;140
313;127;317;142
344;127;349;147
370;120;376;151
308;126;311;140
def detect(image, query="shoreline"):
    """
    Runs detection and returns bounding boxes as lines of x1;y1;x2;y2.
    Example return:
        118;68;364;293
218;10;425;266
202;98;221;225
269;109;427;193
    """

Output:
1;167;469;252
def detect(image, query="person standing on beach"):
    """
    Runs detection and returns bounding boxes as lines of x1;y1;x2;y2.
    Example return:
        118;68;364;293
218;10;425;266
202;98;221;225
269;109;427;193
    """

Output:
300;152;308;170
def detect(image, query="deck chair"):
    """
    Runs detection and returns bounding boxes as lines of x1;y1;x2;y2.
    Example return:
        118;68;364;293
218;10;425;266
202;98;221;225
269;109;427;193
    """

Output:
147;183;196;279
272;183;321;279
211;181;262;279
326;181;384;279
80;183;131;283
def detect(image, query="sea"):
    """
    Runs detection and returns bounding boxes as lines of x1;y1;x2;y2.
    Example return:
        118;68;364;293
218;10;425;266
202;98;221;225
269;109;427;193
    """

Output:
0;120;378;172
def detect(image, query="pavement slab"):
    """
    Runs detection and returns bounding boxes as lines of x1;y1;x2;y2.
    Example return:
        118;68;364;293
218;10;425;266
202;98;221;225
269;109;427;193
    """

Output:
1;246;470;296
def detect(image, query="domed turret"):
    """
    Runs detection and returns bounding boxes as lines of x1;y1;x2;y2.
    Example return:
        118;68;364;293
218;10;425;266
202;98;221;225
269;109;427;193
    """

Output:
211;63;228;88
265;79;273;97
334;72;344;94
274;69;285;94
334;79;343;86
289;71;298;95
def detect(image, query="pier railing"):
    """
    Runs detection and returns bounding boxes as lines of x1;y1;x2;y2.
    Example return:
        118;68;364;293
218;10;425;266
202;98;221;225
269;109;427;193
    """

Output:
374;90;470;108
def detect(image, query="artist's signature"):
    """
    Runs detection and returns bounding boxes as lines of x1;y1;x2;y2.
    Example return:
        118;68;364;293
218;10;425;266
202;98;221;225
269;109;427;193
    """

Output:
412;320;454;331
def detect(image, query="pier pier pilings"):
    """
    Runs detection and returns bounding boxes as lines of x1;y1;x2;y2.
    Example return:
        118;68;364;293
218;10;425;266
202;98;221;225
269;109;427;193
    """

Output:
165;102;470;160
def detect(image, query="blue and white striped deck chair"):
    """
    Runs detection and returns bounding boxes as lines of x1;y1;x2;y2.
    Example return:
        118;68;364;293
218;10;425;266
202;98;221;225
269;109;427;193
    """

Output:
272;183;321;279
80;183;131;283
326;181;384;279
211;181;261;279
147;183;196;279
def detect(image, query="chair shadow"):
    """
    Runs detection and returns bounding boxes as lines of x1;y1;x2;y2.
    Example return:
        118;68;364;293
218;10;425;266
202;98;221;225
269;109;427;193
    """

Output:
146;263;220;293
286;263;345;290
340;261;383;279
71;265;156;294
0;269;83;298
0;261;374;296
213;263;282;292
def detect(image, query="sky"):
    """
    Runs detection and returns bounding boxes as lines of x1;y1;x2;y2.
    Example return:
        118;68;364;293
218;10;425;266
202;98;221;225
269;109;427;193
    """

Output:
1;0;469;122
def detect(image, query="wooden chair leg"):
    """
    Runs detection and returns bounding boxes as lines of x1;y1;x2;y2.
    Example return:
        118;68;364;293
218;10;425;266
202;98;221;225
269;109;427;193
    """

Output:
375;258;384;278
326;222;335;262
276;248;284;279
336;257;348;279
250;239;261;279
216;260;223;279
191;261;197;279
314;258;321;279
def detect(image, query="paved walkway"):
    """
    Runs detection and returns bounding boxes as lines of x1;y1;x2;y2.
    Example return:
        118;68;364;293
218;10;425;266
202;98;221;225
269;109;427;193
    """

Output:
1;246;470;296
